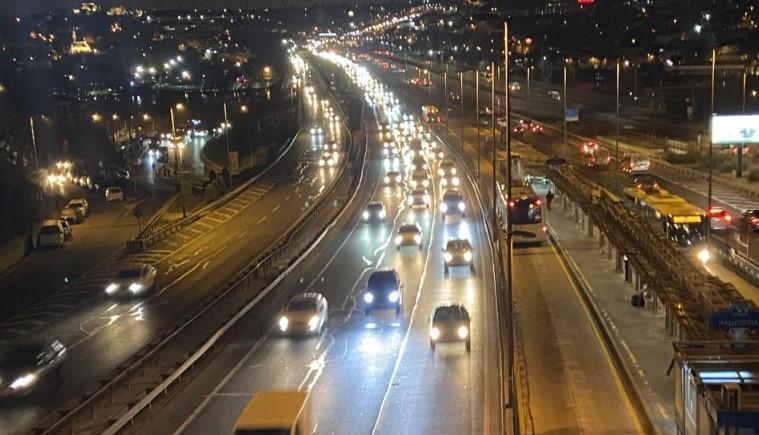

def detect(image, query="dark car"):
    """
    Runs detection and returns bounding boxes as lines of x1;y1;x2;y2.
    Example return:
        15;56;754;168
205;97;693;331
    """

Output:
429;303;471;352
0;340;66;397
362;269;403;315
440;190;466;218
743;209;759;232
362;201;387;222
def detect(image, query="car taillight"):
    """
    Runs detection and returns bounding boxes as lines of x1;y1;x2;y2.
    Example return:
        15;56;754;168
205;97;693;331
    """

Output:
725;214;733;222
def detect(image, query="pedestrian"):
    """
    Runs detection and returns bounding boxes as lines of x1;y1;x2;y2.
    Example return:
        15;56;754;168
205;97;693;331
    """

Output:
546;189;555;210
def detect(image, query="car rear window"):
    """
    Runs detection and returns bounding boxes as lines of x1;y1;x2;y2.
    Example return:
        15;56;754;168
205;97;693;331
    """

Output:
40;225;60;234
399;225;418;233
288;299;317;311
444;193;463;202
446;240;470;251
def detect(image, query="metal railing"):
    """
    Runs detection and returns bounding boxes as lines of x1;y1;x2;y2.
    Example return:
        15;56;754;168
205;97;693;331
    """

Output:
35;75;359;435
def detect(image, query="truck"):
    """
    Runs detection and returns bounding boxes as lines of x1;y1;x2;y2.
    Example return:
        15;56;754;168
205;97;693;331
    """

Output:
422;105;441;123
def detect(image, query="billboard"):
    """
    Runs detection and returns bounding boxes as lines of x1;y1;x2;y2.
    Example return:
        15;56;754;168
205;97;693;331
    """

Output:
711;115;759;144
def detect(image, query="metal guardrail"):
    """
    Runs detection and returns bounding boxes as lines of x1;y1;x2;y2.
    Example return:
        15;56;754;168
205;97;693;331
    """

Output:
127;132;301;252
35;75;356;435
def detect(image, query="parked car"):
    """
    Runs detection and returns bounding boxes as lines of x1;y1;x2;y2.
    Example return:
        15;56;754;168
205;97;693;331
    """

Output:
38;219;65;248
60;206;83;224
66;198;89;217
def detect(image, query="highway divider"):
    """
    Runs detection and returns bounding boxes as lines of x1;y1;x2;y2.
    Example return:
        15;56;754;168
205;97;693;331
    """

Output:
35;76;360;435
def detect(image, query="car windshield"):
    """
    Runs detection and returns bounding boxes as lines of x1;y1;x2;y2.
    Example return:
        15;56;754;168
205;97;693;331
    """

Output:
447;240;470;251
69;201;84;207
0;345;43;371
287;299;317;311
399;225;419;234
367;272;397;292
434;306;468;322
367;203;383;211
117;269;141;279
110;188;122;193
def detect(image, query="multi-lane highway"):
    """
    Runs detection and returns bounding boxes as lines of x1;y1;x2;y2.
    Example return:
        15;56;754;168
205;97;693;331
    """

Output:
367;54;645;432
122;52;504;435
0;57;346;433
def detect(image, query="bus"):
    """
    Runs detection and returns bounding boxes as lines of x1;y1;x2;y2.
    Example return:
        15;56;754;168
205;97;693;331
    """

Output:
234;390;315;435
421;105;441;123
497;183;547;244
622;186;706;247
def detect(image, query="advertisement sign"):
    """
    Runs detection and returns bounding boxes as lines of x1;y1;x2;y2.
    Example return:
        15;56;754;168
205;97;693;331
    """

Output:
564;108;579;122
711;115;759;144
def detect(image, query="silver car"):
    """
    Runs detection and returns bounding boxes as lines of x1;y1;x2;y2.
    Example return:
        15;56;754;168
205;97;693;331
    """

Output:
277;293;328;336
395;223;423;250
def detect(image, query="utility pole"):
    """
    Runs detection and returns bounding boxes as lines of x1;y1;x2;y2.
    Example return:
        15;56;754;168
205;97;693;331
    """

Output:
476;69;480;181
616;60;620;164
460;71;464;153
526;66;531;108
707;48;716;245
563;65;568;149
444;66;449;139
29;116;38;171
504;21;518;435
224;101;231;170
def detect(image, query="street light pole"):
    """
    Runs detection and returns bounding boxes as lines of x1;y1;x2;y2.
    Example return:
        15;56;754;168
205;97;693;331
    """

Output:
29;116;38;171
444;66;449;139
616;60;620;164
563;65;568;149
224;101;231;170
503;21;518;435
526;66;531;109
476;70;481;181
707;48;716;245
742;68;747;114
170;106;186;218
460;71;464;153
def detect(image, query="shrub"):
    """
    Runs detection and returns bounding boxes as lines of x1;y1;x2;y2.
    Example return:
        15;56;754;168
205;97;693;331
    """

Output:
747;168;759;182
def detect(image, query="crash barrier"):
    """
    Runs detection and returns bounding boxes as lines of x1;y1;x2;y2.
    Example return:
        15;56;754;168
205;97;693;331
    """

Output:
35;79;360;435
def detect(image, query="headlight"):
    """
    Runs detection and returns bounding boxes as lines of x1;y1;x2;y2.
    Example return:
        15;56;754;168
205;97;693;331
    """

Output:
410;180;417;188
450;168;457;175
413;234;422;244
319;159;326;167
395;235;403;245
438;168;445;176
10;373;37;390
430;327;441;340
457;326;469;339
379;210;386;219
364;292;374;304
362;211;370;220
452;177;460;186
444;252;453;263
105;283;119;294
458;202;466;211
441;178;448;187
395;175;402;183
308;315;320;331
440;203;448;213
463;251;473;262
278;316;289;331
388;290;399;303
407;196;414;205
423;180;429;187
383;176;390;184
424;195;430;204
129;283;144;293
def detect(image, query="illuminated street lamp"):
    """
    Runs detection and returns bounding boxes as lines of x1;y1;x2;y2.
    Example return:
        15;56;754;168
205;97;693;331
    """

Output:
0;84;5;94
240;104;248;113
91;113;102;122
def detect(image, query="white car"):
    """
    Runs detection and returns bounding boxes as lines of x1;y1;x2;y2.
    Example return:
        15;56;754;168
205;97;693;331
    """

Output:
38;219;65;248
66;198;89;217
383;171;403;186
277;293;328;336
409;170;430;189
105;186;125;202
395;223;423;250
407;188;431;209
441;189;466;219
105;264;158;296
547;90;561;101
310;126;324;136
443;238;475;275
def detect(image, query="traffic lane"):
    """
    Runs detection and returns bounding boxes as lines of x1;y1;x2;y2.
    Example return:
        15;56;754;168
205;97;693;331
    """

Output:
0;132;334;426
513;243;641;434
0;187;148;321
372;171;501;435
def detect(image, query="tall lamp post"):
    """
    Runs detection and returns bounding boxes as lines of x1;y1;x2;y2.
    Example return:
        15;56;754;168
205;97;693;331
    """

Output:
707;48;716;247
444;65;449;139
223;101;231;171
460;70;465;153
170;103;186;218
503;21;518;435
29;116;39;171
616;60;621;163
476;69;481;180
563;63;568;149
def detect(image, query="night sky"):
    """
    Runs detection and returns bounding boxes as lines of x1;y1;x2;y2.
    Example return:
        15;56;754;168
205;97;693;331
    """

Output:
0;0;400;15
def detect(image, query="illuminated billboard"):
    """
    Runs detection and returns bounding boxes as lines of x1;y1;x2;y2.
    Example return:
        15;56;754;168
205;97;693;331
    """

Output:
711;115;759;144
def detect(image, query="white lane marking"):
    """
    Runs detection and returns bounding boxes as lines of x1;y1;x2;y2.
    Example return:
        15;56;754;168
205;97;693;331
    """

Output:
272;204;281;213
362;256;373;266
237;230;249;240
371;181;438;435
285;195;291;201
256;216;267;225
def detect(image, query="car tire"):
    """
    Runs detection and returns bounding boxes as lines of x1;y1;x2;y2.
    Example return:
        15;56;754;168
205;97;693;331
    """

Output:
396;245;400;251
364;308;371;316
418;243;422;251
444;267;449;276
470;265;475;273
430;340;436;351
466;340;471;353
395;305;401;315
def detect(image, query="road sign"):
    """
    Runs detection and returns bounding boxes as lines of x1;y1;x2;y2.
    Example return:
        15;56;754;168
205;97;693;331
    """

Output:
564;108;579;122
709;301;759;331
711;114;759;144
228;151;239;175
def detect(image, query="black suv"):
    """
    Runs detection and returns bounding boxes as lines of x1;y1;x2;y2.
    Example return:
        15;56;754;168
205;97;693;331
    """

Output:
362;269;403;315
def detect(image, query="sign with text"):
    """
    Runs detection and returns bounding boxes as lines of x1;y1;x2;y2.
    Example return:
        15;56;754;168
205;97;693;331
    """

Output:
709;302;759;331
564;108;579;122
711;115;759;144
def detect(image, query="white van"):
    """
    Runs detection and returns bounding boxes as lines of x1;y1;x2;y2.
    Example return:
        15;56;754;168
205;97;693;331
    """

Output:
38;219;65;248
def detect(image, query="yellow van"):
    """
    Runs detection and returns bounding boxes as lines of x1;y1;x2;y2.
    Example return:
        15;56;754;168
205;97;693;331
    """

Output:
234;390;315;435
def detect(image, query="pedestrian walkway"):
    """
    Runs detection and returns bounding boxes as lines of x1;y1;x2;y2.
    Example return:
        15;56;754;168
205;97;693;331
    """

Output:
544;192;677;434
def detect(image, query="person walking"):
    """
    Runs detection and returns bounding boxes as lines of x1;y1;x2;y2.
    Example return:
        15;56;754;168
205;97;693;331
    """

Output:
546;189;555;210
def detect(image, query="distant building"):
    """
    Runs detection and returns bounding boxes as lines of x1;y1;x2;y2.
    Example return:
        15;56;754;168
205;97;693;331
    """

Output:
81;2;98;14
107;6;127;16
69;31;93;54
